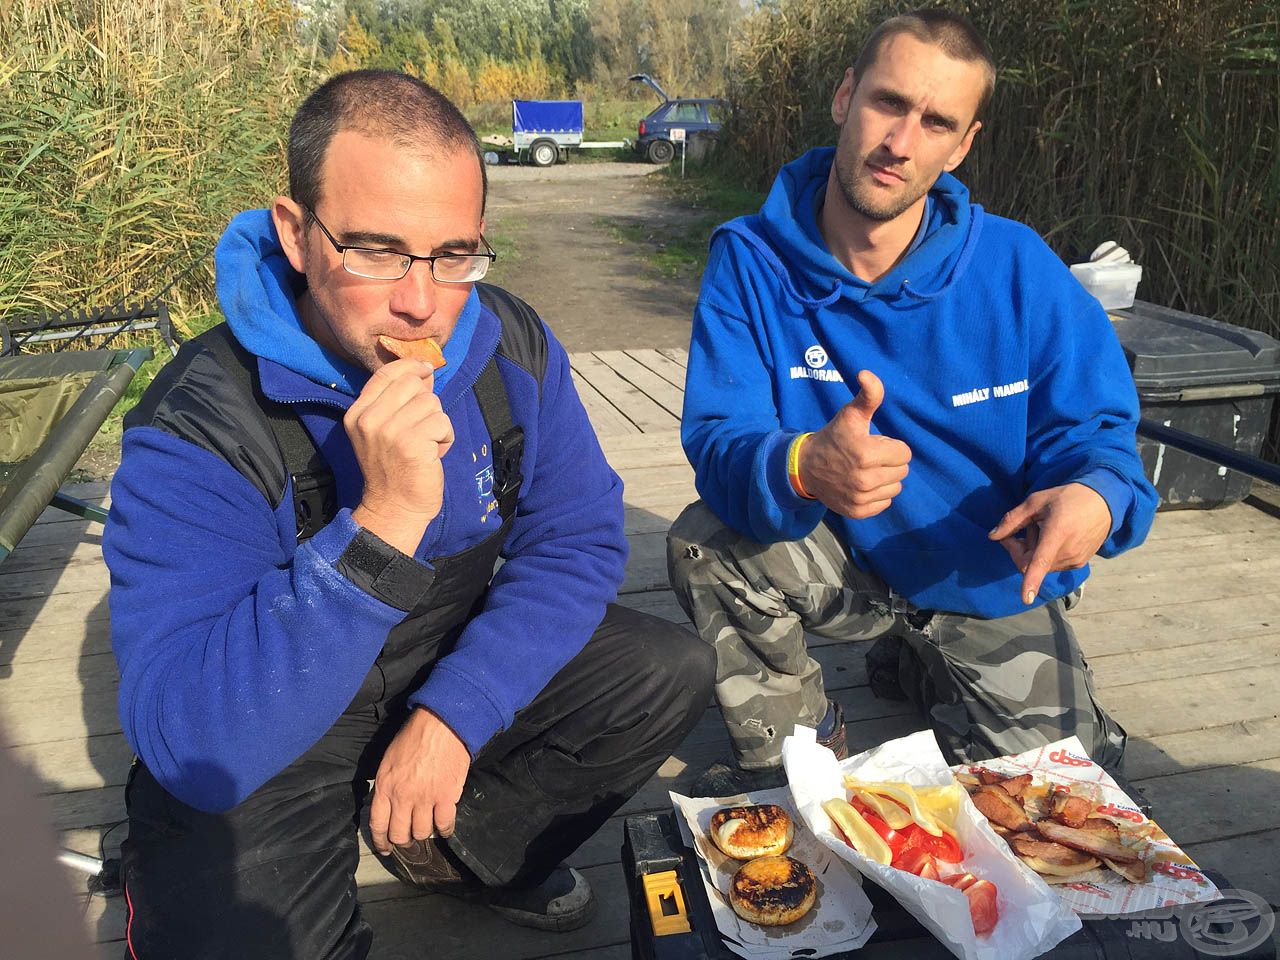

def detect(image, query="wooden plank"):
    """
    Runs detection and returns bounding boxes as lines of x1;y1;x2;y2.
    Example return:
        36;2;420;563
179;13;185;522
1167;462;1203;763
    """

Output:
657;346;688;368
1137;757;1280;847
1181;829;1280;911
1088;633;1280;687
593;349;684;418
0;562;109;605
1078;557;1280;615
1102;663;1280;739
4;651;119;702
1126;717;1280;781
1072;593;1280;657
570;372;640;437
0;585;110;635
624;347;687;391
1096;529;1279;576
0;539;107;577
570;353;677;433
0;617;112;668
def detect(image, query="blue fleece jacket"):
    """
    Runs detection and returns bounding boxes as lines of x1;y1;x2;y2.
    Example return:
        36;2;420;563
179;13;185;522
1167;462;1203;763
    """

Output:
106;211;627;812
684;148;1157;618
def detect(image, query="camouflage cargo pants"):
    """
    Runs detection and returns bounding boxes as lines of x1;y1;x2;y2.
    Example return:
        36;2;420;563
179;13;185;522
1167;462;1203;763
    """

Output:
667;501;1126;772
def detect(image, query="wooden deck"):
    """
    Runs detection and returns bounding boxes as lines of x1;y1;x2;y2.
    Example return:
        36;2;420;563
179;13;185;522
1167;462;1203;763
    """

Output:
2;346;1278;958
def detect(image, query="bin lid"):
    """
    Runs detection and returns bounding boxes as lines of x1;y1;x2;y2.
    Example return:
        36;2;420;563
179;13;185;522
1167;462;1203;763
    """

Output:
1109;301;1280;395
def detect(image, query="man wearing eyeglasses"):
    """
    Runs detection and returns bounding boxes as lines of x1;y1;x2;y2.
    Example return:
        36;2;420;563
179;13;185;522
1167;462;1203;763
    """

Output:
104;70;714;957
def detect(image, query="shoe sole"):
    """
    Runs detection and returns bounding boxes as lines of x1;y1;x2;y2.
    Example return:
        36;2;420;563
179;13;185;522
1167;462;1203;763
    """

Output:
487;888;598;932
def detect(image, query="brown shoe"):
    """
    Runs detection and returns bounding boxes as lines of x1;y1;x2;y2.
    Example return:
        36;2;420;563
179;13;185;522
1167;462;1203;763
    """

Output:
380;837;485;898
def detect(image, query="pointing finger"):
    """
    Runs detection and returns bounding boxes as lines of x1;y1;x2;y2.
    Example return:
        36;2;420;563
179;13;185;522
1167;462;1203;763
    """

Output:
1021;525;1067;604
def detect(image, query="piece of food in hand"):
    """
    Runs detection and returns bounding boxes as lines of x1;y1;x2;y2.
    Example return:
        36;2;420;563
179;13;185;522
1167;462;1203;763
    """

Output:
824;797;892;864
729;855;817;926
1035;820;1141;863
1050;792;1092;828
971;785;1035;832
377;334;447;369
709;804;794;860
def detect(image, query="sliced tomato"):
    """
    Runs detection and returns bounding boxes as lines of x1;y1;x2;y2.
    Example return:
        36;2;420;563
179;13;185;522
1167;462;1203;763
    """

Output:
897;822;964;863
850;801;906;859
963;879;999;935
941;872;978;892
893;847;936;876
918;859;941;882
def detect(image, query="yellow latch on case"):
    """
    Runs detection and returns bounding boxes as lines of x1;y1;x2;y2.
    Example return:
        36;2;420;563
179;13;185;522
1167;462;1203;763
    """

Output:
642;869;691;935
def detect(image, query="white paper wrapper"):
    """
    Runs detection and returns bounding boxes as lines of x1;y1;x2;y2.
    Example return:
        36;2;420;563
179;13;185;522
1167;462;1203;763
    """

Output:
670;786;876;958
952;736;1221;916
783;727;1082;960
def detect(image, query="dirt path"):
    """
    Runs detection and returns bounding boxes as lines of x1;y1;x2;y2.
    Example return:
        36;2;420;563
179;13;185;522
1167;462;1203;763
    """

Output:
482;162;703;351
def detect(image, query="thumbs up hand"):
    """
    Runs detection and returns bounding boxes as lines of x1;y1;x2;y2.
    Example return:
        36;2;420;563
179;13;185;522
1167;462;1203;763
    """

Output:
797;370;912;519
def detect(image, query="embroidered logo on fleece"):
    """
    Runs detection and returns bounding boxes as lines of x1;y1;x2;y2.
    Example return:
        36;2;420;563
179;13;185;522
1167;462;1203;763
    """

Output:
790;344;845;383
472;446;499;523
951;378;1029;408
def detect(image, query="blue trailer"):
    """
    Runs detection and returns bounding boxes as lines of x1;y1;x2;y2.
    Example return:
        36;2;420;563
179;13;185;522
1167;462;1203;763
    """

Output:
506;100;629;167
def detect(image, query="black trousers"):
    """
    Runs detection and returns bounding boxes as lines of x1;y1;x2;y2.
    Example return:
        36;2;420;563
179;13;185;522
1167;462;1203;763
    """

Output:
120;604;714;959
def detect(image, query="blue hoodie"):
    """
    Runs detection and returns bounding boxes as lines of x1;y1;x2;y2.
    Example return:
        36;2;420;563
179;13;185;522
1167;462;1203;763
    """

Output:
684;148;1157;618
105;211;627;812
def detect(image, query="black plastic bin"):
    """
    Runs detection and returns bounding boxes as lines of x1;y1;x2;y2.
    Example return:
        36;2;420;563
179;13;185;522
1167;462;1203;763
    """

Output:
1110;301;1280;509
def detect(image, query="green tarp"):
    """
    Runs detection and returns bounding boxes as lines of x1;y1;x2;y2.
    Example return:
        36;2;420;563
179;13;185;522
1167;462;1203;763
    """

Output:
0;349;149;557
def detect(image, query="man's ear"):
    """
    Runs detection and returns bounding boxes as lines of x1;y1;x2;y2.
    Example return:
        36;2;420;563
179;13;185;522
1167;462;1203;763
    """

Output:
831;68;856;125
944;120;982;172
271;197;308;275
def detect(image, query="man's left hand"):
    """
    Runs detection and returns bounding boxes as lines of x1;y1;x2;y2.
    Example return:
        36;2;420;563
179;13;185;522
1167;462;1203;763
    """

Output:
988;483;1112;605
369;707;471;855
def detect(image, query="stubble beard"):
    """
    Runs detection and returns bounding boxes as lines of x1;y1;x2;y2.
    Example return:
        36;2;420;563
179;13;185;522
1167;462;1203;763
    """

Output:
834;152;929;223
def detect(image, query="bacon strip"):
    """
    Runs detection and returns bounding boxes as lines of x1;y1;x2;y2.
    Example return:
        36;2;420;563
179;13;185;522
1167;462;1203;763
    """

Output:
971;786;1035;832
1009;837;1096;866
1051;793;1092;828
1036;821;1141;863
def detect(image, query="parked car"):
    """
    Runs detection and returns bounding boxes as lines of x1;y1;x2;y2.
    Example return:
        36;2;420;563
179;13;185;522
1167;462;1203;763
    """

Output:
628;74;730;164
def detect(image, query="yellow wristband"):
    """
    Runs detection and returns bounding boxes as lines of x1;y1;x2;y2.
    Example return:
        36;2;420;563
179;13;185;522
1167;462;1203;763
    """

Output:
787;432;816;499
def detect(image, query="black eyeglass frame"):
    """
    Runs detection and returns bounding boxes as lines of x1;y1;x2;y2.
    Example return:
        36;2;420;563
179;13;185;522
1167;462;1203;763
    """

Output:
303;206;496;283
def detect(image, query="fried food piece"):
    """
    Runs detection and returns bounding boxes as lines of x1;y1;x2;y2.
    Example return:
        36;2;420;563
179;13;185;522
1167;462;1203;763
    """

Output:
1050;793;1092;828
1103;857;1149;883
977;768;1006;786
377;335;447;369
971;785;1035;832
998;774;1033;798
1009;837;1097;867
1077;818;1122;842
729;856;817;926
1036;821;1141;863
1021;854;1102;879
709;804;794;860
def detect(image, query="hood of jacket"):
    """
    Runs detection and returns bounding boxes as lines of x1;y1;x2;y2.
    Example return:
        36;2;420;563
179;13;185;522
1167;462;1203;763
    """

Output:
717;146;983;308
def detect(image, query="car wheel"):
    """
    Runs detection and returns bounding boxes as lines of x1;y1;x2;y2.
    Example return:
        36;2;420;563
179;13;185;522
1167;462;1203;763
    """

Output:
530;139;558;168
647;139;675;164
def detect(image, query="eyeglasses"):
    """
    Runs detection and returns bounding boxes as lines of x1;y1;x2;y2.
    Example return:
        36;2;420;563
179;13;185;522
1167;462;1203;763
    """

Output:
304;206;496;283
